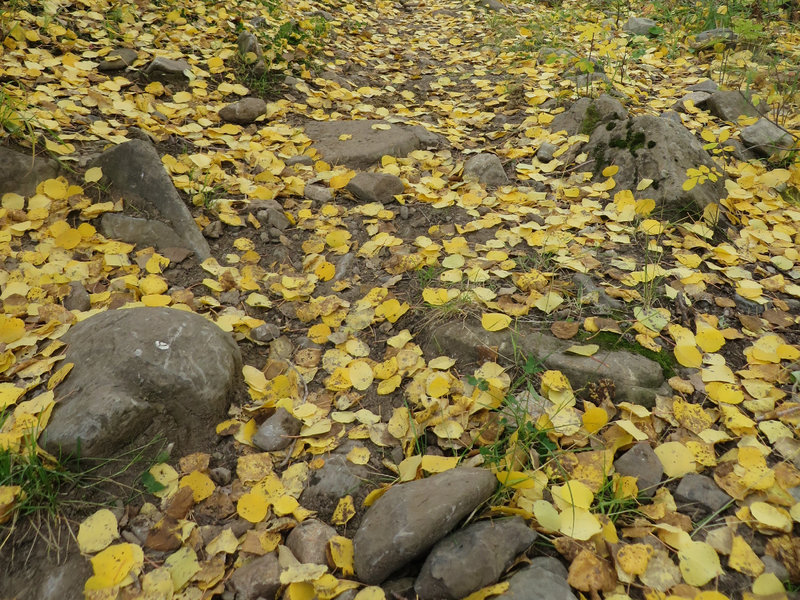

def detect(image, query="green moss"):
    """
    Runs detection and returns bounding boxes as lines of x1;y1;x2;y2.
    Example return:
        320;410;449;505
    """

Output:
578;330;677;378
580;102;601;135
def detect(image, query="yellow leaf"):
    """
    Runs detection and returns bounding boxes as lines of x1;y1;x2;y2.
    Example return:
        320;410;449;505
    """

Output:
329;171;356;189
179;470;215;502
148;463;179;498
272;494;299;516
348;360;374;391
654;442;696;478
602;165;619;177
559;507;602;540
432;420;464;439
86;543;143;590
280;563;328;584
551;480;594;510
678;541;723;586
205;528;239;556
0;316;26;344
164;546;200;591
753;572;786;596
346;446;370;465
565;344;598;356
481;312;511;332
533;500;560;531
674;344;702;368
55;228;81;249
84;167;103;183
682;178;697;191
308;323;331;344
328;536;355;576
237;491;269;523
534;291;563;314
582;407;608;434
461;582;509;600
420;455;459;473
354;586;386;600
750;501;792;532
77;509;119;554
332;495;356;525
616;543;654;575
426;372;451;397
728;535;764;577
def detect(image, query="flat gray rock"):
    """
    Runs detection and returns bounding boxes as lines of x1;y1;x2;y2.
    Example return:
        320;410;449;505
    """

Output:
741;118;793;157
144;56;192;82
426;322;664;406
672;91;711;112
691;27;737;49
353;467;496;584
704;90;759;122
614;443;663;497
303;119;442;169
94;139;211;260
495;557;576;600
98;48;138;72
300;453;367;508
675;473;732;513
463;153;509;187
623;17;657;36
218;97;267;124
100;213;187;253
43;307;241;458
415;517;536;600
0;146;60;197
687;79;719;93
346;172;405;203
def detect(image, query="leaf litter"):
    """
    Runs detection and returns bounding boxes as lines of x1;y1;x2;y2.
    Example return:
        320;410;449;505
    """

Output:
1;0;800;598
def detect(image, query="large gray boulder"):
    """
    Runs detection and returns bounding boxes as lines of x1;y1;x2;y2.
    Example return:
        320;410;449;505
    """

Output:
415;517;536;600
0;146;60;197
346;172;405;203
549;95;628;138
303;119;442;169
581;115;725;215
43;307;241;458
94;140;211;260
353;467;497;584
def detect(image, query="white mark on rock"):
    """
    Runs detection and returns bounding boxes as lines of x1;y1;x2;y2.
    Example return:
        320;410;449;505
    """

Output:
155;340;169;350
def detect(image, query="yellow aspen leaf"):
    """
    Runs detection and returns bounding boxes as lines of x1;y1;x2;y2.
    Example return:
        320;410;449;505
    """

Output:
308;323;331;344
329;171;356;189
615;543;654;575
354;586;386;600
678;541;723;586
533;500;560;532
534;291;563;314
84;167;103;183
728;535;764;577
148;463;179;498
86;543;143;590
432;420;464;439
237;491;269;523
420;455;459;473
481;312;511;331
639;219;664;235
602;165;619;177
348;360;374;391
377;374;402;395
179;470;215;502
551;480;594;510
753;572;785;596
164;547;200;591
332;495;355;525
328;536;355;576
582;407;608;434
674;344;702;368
398;455;422;481
428;356;456;370
55;228;81;249
205;528;239;556
426;372;451;397
749;501;792;532
559;507;602;540
654;442;696;478
346;446;370;465
0;316;26;344
77;509;119;554
272;494;300;516
696;323;725;353
565;344;598;356
706;382;744;404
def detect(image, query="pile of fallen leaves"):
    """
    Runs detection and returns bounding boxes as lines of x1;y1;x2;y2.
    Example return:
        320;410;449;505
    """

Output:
2;0;800;598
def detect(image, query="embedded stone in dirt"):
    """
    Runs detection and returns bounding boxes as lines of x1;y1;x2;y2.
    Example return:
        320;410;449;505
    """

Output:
0;146;61;197
346;172;405;203
494;557;576;600
229;552;281;600
690;27;738;50
286;519;338;565
549;94;628;137
144;56;192;83
97;48;139;72
94;139;211;260
43;307;241;458
622;17;657;36
613;443;663;497
675;473;733;513
426;321;665;407
303;119;443;169
740;118;793;157
100;214;188;254
218;97;267;124
414;517;536;600
353;467;497;584
252;407;302;451
704;90;759;122
463;153;509;187
300;452;368;510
